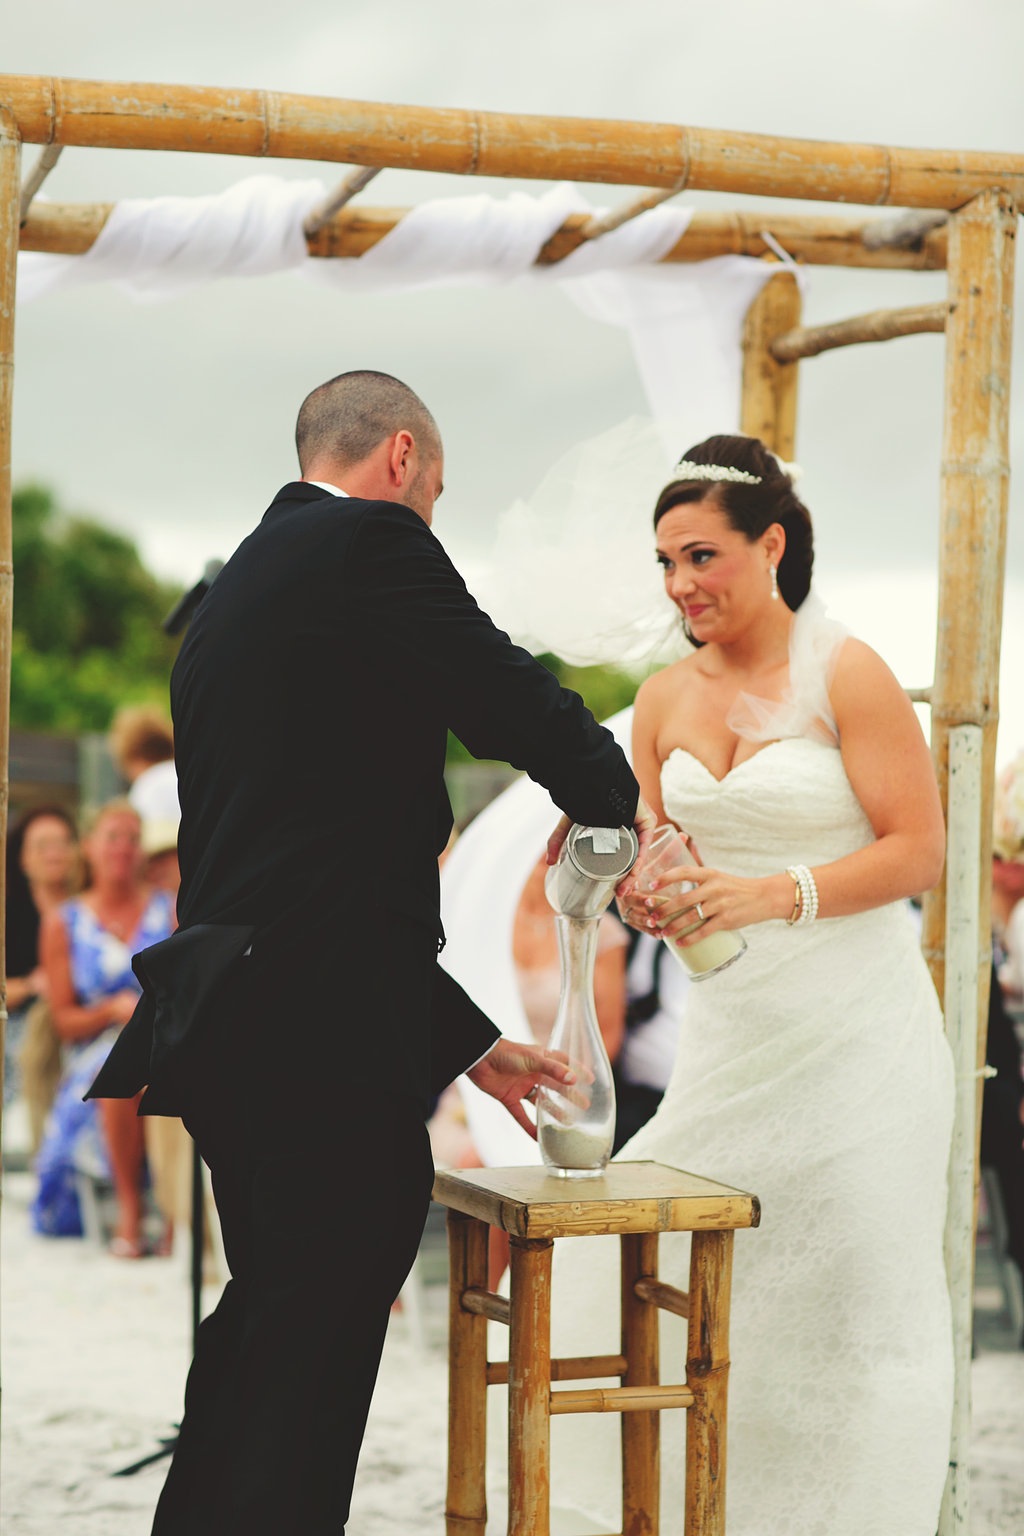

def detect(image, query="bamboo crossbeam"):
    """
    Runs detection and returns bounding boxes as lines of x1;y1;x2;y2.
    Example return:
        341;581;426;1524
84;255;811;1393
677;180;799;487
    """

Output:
461;1287;510;1326
1;75;1023;209
770;302;946;362
550;1384;694;1416
633;1277;690;1318
302;165;380;238
17;201;952;271
19;143;62;221
486;1353;627;1386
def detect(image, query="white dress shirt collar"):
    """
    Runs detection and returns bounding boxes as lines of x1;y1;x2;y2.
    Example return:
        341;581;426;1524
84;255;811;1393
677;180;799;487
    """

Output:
304;480;349;497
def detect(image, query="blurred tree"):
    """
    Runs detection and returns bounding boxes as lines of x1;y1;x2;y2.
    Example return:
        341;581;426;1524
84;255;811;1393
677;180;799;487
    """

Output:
11;484;184;733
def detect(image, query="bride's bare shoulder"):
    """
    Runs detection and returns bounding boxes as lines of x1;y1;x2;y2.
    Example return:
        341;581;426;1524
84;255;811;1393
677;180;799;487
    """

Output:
635;655;697;712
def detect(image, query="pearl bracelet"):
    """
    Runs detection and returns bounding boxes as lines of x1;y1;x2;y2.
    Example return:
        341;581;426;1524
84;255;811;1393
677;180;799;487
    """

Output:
786;864;819;926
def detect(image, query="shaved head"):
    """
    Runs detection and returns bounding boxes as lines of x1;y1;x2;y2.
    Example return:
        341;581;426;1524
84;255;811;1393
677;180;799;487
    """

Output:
295;370;441;476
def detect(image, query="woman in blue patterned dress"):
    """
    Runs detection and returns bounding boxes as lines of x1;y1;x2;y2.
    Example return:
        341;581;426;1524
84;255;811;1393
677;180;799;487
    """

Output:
32;800;175;1254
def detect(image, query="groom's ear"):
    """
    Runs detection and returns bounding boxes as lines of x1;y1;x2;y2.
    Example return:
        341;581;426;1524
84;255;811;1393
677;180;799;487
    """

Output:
387;429;416;487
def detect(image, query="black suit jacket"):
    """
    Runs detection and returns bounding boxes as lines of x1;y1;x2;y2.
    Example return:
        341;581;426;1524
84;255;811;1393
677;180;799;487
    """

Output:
90;484;638;1113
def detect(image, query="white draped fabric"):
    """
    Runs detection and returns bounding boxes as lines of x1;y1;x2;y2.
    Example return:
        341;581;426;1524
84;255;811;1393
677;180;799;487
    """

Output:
17;176;797;437
303;181;691;288
18;175;326;302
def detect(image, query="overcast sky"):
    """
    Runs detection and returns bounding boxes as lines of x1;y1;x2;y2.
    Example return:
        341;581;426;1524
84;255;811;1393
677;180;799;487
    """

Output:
6;0;1024;757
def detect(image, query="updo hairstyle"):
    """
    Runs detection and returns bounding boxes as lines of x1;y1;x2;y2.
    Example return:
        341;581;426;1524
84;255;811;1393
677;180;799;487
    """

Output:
653;434;814;612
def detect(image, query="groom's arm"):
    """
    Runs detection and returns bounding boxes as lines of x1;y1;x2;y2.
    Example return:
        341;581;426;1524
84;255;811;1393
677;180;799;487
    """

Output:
428;964;500;1099
352;503;639;830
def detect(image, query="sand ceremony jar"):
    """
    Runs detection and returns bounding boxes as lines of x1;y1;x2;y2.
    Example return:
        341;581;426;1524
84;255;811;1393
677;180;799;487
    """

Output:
537;824;638;1178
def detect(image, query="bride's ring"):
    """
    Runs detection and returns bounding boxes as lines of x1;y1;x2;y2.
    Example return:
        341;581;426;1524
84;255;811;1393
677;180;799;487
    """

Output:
695;901;706;923
526;1085;538;1103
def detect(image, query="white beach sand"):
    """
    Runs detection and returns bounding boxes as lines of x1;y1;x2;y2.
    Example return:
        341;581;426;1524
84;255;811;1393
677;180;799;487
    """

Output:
1;1167;1021;1535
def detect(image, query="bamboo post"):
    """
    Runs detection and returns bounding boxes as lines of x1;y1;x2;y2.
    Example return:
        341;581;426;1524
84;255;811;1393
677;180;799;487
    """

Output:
507;1237;553;1536
922;186;1016;1021
621;1231;661;1536
922;186;1017;1536
684;1230;733;1536
445;1211;490;1536
940;726;984;1536
740;267;802;457
0;111;22;1145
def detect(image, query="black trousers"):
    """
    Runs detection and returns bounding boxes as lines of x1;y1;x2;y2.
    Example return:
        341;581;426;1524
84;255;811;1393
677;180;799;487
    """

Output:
152;945;435;1535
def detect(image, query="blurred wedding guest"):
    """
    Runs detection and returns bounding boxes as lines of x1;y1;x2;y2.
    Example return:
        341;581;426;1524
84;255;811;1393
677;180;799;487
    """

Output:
142;814;182;900
612;928;688;1153
138;814;193;1256
32;801;174;1255
109;703;180;826
993;748;1024;999
982;959;1024;1331
987;752;1024;1333
4;806;79;1141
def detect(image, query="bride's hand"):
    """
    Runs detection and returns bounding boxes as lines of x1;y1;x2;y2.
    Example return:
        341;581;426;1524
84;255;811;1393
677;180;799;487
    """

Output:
616;826;701;931
644;865;794;944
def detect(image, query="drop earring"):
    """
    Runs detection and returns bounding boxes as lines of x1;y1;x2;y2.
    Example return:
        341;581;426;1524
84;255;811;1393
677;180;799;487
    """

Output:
769;563;779;601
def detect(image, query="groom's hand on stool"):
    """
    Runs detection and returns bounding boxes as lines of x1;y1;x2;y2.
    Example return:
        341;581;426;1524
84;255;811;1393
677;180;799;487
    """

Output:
466;1041;576;1138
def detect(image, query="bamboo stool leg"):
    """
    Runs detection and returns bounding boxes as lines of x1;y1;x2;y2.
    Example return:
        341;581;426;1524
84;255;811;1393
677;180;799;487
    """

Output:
621;1232;661;1536
508;1236;553;1536
446;1211;489;1536
684;1230;733;1536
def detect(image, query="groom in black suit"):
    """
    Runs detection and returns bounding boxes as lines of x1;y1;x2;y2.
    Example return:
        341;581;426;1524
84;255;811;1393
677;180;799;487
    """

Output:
90;370;646;1534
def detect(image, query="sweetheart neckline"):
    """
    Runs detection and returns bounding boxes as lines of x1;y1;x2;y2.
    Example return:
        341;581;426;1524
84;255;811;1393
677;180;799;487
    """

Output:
666;738;822;786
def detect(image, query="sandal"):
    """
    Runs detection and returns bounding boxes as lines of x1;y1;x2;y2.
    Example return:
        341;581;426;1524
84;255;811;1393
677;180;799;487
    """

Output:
109;1235;146;1259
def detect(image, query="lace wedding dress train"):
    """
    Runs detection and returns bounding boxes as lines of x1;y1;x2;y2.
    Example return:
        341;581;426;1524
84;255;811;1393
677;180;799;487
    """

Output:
491;729;955;1536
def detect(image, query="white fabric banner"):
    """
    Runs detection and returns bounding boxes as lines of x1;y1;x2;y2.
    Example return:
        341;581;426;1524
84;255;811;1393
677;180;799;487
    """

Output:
18;176;326;303
16;175;691;300
16;175;794;433
564;256;801;458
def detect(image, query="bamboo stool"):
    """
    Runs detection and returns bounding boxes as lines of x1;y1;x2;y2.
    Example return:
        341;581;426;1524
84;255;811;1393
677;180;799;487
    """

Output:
433;1160;760;1536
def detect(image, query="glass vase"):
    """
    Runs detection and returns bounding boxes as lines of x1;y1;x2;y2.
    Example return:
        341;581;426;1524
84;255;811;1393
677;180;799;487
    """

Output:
536;915;616;1178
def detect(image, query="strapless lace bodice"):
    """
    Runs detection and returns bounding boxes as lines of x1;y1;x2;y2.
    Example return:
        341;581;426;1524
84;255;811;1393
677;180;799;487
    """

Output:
661;737;872;874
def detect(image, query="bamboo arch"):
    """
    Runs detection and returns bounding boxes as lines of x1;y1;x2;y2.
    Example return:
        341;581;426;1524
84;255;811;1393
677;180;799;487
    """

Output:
0;75;1018;1536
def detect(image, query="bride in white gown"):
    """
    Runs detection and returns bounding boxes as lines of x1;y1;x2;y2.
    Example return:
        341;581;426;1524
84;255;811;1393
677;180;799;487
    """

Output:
511;435;954;1536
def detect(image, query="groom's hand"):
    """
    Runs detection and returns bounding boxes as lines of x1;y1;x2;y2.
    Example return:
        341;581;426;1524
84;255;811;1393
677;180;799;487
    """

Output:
545;798;657;866
632;797;657;854
466;1039;576;1138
